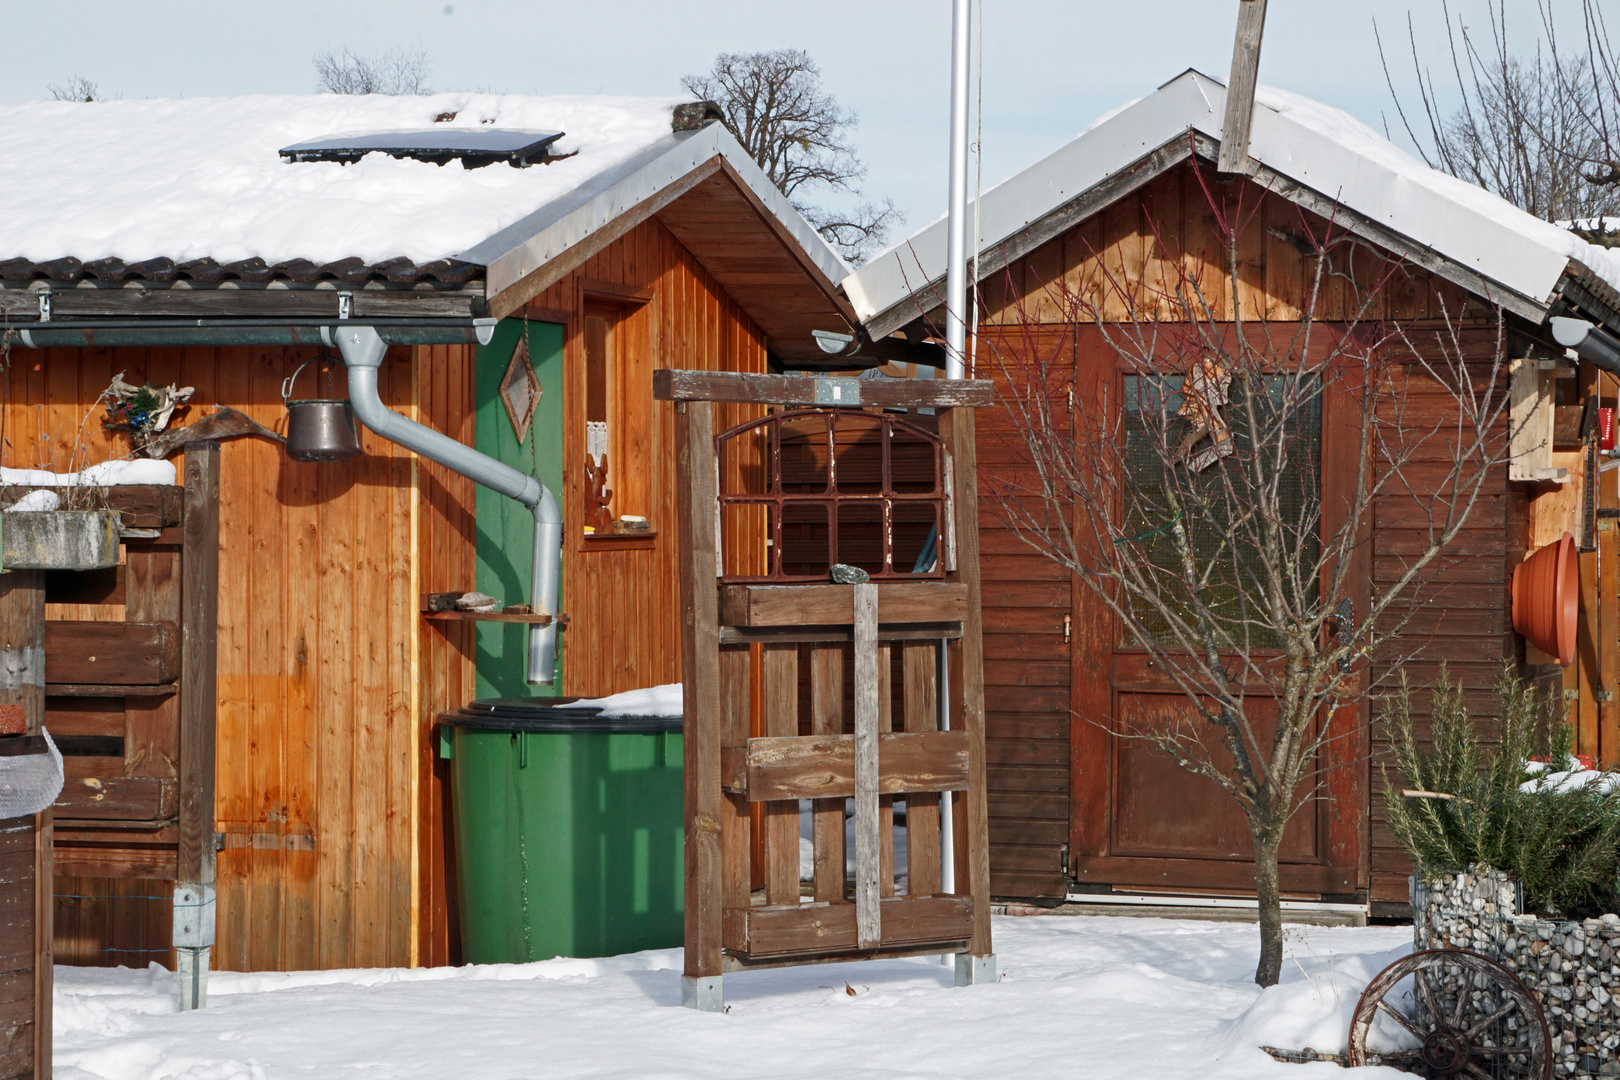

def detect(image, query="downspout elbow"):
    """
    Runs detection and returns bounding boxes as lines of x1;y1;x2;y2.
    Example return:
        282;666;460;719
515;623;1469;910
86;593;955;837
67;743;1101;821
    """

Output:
333;325;562;684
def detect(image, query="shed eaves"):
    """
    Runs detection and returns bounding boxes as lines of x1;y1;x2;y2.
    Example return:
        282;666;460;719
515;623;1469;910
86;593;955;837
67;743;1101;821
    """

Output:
845;69;1620;336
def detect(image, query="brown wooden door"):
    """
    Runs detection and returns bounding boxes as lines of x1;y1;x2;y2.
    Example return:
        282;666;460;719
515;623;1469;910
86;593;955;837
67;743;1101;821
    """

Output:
1067;326;1367;900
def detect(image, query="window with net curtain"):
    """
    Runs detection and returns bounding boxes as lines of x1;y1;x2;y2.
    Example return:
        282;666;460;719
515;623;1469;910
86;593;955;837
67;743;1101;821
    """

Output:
1122;371;1322;651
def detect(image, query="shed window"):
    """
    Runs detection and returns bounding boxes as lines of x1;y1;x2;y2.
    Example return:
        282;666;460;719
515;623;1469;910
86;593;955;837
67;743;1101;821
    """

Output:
579;301;653;537
1122;372;1321;650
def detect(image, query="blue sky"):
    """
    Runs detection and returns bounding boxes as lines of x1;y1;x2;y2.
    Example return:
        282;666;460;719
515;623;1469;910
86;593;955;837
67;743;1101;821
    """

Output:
3;1;1579;241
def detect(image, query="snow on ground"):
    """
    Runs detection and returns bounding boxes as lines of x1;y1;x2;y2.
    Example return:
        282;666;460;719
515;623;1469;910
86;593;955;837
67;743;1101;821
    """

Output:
54;915;1414;1080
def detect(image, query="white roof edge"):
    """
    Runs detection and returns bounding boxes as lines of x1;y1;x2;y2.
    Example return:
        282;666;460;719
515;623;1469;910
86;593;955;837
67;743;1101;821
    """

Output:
843;71;1223;327
846;68;1585;330
468;123;849;300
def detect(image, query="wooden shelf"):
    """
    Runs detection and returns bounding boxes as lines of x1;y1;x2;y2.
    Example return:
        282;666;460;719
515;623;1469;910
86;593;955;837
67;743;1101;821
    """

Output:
45;682;178;698
421;610;565;626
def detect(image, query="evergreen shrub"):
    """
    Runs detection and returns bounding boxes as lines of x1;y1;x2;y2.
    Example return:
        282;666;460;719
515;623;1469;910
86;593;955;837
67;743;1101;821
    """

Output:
1381;665;1620;919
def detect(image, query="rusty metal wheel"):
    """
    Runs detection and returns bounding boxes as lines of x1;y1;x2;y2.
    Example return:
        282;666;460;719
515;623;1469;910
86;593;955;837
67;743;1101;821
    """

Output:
1347;949;1551;1079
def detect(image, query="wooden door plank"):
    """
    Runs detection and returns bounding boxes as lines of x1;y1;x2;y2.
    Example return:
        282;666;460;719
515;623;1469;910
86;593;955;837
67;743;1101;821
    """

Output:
809;644;846;903
721;731;971;801
761;643;799;905
719;646;752;913
719;582;968;627
878;643;895;900
902;642;942;897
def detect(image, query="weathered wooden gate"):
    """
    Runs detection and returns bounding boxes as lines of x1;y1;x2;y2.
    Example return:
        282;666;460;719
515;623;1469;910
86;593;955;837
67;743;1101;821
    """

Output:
657;369;995;1011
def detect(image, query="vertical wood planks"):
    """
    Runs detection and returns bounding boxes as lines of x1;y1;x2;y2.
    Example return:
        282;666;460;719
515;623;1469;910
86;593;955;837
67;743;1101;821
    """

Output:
719;645;752;912
877;644;895;898
761;644;800;905
677;399;723;980
810;645;846;903
851;582;881;949
902;642;941;897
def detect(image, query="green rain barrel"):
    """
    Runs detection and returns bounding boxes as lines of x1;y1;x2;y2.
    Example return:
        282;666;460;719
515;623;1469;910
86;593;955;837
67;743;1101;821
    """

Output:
438;699;684;964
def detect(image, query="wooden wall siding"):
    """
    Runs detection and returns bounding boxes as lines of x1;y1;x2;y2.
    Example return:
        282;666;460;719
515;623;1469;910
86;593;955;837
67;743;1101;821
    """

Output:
972;157;1516;901
8;342;475;972
974;360;1072;899
972;161;1473;339
522;215;770;698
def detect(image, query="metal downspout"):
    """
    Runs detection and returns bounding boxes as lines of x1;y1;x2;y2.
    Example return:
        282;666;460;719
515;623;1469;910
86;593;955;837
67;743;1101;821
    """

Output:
331;324;562;685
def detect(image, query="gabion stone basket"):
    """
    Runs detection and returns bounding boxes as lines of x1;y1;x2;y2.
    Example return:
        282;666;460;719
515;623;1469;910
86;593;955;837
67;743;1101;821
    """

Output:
1414;867;1620;1080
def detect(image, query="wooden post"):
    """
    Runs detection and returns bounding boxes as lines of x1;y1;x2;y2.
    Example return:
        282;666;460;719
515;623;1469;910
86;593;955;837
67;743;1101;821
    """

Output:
852;582;881;949
676;402;725;1011
176;442;220;1010
940;406;995;984
1217;0;1269;175
0;570;48;1078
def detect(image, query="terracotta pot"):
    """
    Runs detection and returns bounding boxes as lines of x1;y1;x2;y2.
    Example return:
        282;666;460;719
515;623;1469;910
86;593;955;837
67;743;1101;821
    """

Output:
1512;531;1578;665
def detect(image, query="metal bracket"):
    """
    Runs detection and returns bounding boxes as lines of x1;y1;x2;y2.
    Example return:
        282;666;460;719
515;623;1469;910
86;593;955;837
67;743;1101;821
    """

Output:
36;291;50;323
955;953;998;986
337;293;353;320
680;975;724;1012
813;378;862;406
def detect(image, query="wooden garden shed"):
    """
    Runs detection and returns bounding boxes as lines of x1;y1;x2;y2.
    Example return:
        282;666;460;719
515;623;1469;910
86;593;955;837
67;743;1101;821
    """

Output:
0;90;871;973
844;69;1620;914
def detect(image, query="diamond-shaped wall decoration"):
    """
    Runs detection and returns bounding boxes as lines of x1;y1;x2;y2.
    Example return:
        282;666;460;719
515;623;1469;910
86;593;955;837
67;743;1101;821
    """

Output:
500;338;541;443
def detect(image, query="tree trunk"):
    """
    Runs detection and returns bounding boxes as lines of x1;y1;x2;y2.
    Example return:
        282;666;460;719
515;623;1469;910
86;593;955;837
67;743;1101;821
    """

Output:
1251;824;1285;987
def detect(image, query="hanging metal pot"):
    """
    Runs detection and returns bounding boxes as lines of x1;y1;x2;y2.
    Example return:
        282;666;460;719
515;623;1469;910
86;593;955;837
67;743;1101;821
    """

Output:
282;357;362;463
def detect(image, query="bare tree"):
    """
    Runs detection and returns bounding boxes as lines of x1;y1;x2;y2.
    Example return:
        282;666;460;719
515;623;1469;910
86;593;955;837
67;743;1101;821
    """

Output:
47;76;99;103
314;47;432;97
1379;1;1620;240
980;169;1514;987
682;50;899;264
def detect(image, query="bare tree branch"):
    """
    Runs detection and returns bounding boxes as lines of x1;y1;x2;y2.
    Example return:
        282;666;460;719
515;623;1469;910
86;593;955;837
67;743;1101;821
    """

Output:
314;47;432;97
682;50;900;263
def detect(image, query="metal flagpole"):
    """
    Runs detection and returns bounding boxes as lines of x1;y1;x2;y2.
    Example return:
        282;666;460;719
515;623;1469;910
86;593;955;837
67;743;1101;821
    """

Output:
939;0;972;940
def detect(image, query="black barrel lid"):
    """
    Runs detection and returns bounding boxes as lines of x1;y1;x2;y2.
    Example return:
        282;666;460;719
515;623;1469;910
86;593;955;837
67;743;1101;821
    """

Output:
438;696;681;734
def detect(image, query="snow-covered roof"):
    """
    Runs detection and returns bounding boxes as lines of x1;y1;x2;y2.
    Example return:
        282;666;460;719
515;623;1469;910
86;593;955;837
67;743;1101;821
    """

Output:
846;69;1620;337
0;92;848;297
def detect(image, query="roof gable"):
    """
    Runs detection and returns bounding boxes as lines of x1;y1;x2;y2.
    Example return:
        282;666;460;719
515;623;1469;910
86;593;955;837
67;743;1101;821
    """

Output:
847;70;1620;337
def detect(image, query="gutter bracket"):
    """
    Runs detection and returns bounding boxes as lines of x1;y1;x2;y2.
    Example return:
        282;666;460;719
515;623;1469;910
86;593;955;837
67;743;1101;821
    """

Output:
37;291;50;323
338;293;352;321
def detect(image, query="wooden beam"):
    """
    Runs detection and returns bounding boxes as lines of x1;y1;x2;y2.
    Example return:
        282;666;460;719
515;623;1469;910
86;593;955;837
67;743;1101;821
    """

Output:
178;442;219;886
43;622;179;685
653;369;993;408
721;731;971;801
721;895;972;959
1217;0;1269;175
719;582;968;627
939;406;993;961
852;582;881;950
677;402;724;982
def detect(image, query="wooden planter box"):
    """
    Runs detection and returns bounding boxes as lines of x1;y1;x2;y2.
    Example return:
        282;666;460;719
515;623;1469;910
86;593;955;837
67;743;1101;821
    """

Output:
2;510;120;571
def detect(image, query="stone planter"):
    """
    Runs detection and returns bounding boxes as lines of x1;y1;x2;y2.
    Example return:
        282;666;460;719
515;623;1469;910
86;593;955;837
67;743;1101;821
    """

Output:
1415;866;1620;1077
1;509;120;571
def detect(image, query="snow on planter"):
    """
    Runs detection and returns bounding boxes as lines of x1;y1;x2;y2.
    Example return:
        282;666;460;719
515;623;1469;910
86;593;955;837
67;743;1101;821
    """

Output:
1415;866;1620;1078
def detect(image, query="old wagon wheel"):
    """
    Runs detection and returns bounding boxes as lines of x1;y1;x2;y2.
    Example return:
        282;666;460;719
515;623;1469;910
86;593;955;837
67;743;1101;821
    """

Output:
1347;949;1551;1079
